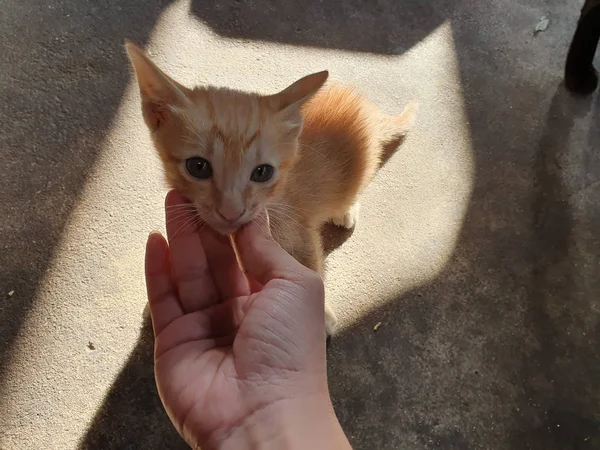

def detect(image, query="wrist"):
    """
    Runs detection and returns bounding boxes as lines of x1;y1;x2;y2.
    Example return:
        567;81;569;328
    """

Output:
208;395;351;450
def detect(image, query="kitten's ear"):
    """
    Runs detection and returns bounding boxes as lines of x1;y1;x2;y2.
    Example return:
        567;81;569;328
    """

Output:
265;71;328;136
266;71;329;111
124;40;190;130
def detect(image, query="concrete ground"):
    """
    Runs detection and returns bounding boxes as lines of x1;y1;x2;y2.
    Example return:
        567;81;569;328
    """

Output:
1;0;599;448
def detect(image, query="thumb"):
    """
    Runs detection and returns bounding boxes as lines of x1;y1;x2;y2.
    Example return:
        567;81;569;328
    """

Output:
234;210;313;286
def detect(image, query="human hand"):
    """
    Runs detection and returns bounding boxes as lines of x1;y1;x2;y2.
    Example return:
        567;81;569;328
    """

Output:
144;190;350;450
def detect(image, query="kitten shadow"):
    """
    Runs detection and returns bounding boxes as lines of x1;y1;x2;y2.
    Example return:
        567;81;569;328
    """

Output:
321;222;355;256
508;84;600;449
379;134;410;169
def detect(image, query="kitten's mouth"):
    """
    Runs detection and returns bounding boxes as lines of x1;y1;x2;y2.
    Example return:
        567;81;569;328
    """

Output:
215;224;241;235
212;218;252;235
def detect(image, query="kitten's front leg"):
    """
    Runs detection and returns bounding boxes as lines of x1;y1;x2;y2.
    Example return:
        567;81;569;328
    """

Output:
324;303;338;338
289;229;338;338
331;201;360;229
271;216;338;337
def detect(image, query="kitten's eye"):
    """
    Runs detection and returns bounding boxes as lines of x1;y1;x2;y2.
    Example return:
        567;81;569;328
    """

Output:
250;164;274;183
186;157;212;179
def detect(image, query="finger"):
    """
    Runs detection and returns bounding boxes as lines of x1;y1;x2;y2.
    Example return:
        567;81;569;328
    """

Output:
145;231;184;335
165;190;219;312
234;210;310;285
199;227;249;299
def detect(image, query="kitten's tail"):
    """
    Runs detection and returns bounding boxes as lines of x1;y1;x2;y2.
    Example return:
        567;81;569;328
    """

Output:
378;101;419;165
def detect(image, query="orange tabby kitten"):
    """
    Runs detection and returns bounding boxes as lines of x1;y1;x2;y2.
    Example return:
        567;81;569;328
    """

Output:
125;41;417;336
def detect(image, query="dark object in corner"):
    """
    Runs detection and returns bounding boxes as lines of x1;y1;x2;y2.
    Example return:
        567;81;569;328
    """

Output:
565;0;600;95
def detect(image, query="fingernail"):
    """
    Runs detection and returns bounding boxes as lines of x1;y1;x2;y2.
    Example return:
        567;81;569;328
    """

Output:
148;230;162;238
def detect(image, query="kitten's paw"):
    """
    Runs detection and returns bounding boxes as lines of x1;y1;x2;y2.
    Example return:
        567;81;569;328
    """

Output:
332;202;360;229
325;304;338;338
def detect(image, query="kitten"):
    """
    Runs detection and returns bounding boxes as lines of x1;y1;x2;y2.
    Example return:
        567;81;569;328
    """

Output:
125;41;417;336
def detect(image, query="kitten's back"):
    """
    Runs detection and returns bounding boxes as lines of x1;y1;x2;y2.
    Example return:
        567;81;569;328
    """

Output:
287;83;416;224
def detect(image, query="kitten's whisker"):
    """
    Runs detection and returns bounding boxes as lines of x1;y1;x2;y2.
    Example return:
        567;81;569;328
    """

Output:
166;206;196;215
267;209;304;243
166;203;196;211
268;206;307;232
193;216;206;231
167;211;196;224
267;218;295;254
167;209;195;218
267;206;302;227
268;201;311;215
253;215;271;237
253;214;267;228
167;216;192;226
166;208;197;216
171;214;199;239
267;202;299;215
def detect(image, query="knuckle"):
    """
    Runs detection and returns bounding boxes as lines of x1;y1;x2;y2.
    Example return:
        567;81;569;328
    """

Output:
300;270;325;296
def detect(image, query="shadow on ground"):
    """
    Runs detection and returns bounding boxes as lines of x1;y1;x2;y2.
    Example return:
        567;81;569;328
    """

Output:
83;1;600;449
188;0;455;54
0;0;175;380
327;86;600;449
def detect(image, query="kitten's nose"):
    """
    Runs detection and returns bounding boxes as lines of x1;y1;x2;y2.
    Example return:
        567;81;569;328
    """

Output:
217;208;246;223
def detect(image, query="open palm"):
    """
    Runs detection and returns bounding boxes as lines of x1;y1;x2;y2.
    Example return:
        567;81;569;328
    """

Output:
145;191;328;449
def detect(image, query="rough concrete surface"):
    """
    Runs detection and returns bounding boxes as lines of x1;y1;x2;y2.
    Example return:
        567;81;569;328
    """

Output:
1;0;599;449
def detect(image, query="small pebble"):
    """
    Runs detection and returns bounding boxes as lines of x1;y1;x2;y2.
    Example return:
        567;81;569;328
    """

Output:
534;16;549;34
8;290;14;297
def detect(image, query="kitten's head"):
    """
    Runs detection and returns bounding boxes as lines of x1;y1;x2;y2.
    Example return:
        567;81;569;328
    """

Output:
125;41;327;234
